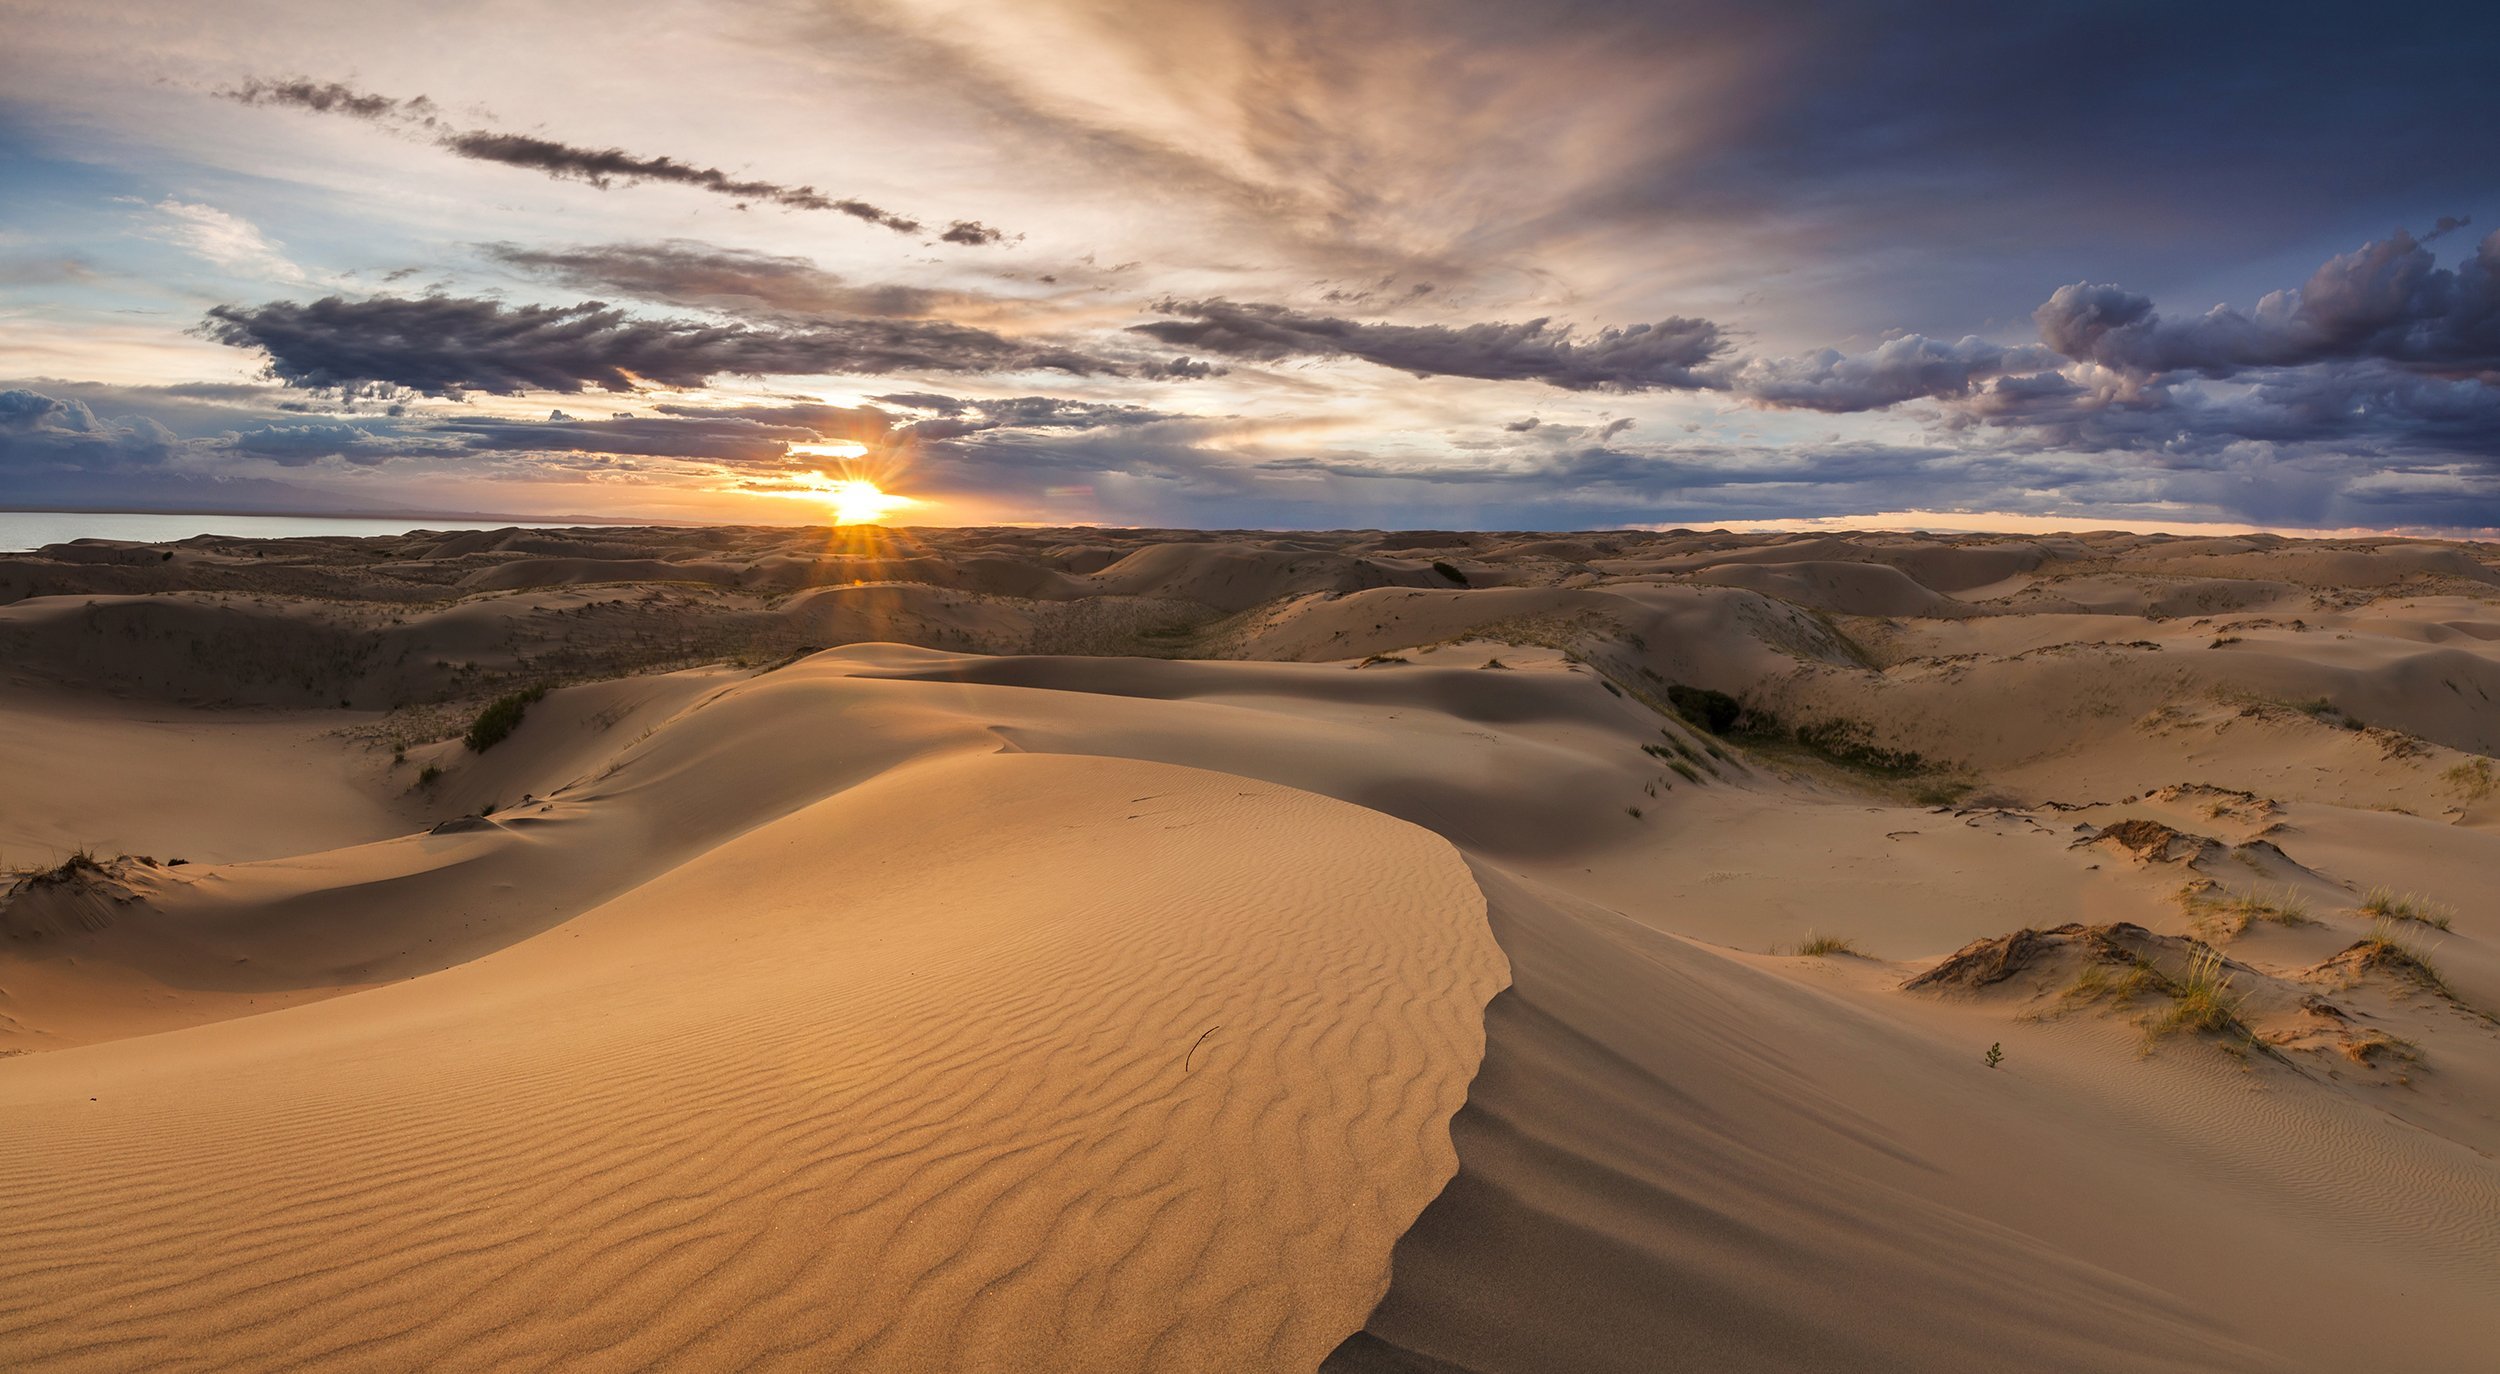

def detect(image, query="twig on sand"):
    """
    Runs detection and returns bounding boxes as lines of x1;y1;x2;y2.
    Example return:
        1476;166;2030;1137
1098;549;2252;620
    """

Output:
1184;1026;1221;1073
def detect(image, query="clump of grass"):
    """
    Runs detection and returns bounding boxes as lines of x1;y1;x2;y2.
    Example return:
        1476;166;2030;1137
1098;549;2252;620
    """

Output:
21;847;107;888
2445;756;2497;801
1667;760;1701;783
417;763;444;787
2064;957;2160;1007
1793;933;1858;957
2186;884;2314;936
465;685;548;753
1356;652;1410;668
1624;804;1644;819
2347;918;2455;999
1431;560;1469;586
2142;945;2250;1046
2359;888;2452;930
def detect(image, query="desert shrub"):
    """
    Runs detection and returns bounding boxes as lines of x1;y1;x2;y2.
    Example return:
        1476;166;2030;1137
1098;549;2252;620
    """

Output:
1791;718;1927;776
1431;560;1469;586
1666;684;1742;733
1794;933;1857;957
465;685;548;753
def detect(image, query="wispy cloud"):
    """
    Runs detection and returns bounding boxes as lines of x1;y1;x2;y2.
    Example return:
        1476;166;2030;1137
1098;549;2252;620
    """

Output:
142;198;311;284
223;77;1006;243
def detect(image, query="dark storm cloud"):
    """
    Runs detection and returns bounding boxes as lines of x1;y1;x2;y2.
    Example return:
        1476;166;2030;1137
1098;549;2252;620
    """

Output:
432;404;896;467
1955;363;2500;462
1729;335;2060;412
1132;299;1726;390
485;241;954;319
224;78;1001;241
200;295;1120;397
2035;228;2500;379
0;388;177;469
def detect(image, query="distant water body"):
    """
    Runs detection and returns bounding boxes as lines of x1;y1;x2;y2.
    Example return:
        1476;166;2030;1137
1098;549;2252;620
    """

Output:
0;511;579;552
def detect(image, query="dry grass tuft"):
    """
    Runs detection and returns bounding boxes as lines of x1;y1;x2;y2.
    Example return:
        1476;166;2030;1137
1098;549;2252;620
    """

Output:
1793;933;1859;958
2141;946;2251;1048
2358;888;2452;930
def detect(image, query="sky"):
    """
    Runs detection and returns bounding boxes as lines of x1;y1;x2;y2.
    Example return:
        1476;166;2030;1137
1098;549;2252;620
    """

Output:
2;0;2496;533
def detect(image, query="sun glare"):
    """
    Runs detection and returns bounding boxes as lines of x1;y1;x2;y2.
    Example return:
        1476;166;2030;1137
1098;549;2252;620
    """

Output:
823;477;914;526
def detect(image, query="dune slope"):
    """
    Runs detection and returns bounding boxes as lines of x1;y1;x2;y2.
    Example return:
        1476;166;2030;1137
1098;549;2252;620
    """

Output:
0;752;1505;1372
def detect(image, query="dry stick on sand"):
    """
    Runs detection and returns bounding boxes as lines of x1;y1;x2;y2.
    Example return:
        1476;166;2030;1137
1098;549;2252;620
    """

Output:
1184;1025;1221;1073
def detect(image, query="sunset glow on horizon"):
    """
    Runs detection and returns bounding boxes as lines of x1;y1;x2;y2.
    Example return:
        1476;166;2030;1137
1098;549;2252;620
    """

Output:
1;3;2492;534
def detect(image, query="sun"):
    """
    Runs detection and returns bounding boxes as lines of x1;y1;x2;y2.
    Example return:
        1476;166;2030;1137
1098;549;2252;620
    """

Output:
823;478;913;526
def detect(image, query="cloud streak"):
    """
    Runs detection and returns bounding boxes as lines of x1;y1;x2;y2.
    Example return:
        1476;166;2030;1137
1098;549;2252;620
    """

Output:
224;77;1003;243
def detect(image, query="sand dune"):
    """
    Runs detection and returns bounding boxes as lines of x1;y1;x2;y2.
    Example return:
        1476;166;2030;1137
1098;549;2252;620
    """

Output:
5;524;2499;1370
0;752;1503;1371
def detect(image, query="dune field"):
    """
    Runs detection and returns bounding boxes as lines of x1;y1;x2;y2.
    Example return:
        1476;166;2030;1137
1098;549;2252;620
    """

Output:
3;523;2498;1372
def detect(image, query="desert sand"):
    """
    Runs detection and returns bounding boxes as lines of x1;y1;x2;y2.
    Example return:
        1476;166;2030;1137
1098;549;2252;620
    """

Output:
3;524;2497;1371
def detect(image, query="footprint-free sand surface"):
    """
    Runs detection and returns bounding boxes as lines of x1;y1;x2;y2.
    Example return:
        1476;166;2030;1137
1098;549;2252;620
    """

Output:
5;525;2498;1371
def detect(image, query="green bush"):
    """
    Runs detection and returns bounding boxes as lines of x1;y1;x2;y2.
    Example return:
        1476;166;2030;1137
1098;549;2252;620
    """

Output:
465;685;548;753
1666;684;1742;734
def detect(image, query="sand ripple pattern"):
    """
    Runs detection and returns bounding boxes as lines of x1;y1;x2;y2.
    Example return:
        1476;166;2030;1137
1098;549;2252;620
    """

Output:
0;752;1505;1372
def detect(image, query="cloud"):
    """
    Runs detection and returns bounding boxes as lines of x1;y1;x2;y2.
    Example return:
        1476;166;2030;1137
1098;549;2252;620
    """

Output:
142;199;309;283
1131;298;1727;389
485;241;953;319
224;77;999;241
224;78;435;123
437;131;925;228
0;388;178;470
200;295;1121;397
218;420;457;466
872;392;1188;440
2035;226;2500;379
1727;334;2059;412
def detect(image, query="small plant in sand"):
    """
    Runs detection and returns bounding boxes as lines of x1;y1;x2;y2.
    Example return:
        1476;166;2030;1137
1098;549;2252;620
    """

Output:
2063;957;2160;1009
1625;805;1644;819
19;847;106;887
417;763;444;788
1431;560;1469;586
1793;933;1858;957
2141;945;2249;1047
2185;884;2313;937
2442;756;2496;801
2344;918;2458;1000
465;685;548;753
2358;888;2451;930
1984;1042;2004;1069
